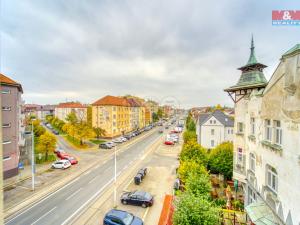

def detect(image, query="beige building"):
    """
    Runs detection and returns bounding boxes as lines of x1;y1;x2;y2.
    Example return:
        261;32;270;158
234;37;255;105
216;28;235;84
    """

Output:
55;102;87;122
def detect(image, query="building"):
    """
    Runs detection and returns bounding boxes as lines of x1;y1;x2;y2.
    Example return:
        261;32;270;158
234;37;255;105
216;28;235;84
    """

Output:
196;110;234;149
92;95;131;137
126;97;141;131
225;38;300;224
55;102;87;122
1;73;24;179
24;104;55;121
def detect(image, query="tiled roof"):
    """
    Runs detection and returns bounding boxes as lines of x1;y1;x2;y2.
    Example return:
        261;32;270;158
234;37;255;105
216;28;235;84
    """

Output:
57;102;86;108
126;98;142;107
199;110;234;127
92;95;130;106
0;73;23;92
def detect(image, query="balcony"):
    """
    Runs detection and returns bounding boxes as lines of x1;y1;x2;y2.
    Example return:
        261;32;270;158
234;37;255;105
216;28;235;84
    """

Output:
261;140;282;155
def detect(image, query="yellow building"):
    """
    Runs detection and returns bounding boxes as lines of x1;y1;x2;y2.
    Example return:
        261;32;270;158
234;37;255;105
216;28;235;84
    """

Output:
92;95;131;137
138;106;146;129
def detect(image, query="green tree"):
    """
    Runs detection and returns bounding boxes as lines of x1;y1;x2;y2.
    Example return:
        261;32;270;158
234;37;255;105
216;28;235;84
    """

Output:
183;130;197;143
180;140;208;166
37;132;57;161
173;193;220;225
75;122;95;145
152;112;159;122
93;127;106;139
208;141;233;180
185;173;212;199
66;112;78;125
87;106;93;127
157;108;163;118
178;160;208;184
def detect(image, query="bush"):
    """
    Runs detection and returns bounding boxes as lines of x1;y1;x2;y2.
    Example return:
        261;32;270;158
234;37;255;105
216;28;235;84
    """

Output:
180;140;208;167
173;193;220;225
183;130;197;143
185;173;212;199
178;160;208;184
208;142;233;180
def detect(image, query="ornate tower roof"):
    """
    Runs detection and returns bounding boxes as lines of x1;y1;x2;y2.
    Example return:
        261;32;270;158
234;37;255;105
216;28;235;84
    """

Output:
225;36;268;92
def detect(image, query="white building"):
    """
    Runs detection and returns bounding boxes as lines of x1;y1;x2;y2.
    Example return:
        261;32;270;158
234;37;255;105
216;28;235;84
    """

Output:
225;38;300;225
196;110;234;149
55;102;87;122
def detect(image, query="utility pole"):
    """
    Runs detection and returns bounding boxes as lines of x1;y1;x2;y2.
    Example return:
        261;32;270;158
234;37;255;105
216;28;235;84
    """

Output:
31;121;35;191
114;144;117;207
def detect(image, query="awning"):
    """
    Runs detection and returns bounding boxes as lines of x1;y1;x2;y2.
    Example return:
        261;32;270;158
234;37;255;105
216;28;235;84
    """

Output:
245;201;281;225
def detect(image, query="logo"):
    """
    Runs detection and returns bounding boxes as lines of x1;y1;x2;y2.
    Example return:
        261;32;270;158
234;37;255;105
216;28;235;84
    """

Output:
272;10;300;26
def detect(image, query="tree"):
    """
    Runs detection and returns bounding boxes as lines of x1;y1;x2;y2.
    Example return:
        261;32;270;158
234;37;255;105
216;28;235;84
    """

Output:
157;108;163;118
183;130;197;143
87;106;93;127
93;127;106;139
62;123;76;139
185;173;212;199
208;142;233;180
178;160;208;184
180;140;208;166
37;132;57;161
75;122;95;145
152;112;159;122
66;112;78;125
173;193;220;225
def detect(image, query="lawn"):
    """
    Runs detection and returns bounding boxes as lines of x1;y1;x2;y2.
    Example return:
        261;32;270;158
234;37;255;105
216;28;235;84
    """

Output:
63;135;89;149
89;139;106;145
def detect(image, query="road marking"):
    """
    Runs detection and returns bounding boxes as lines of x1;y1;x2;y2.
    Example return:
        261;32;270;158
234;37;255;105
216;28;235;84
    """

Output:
83;170;91;176
66;188;82;200
88;177;98;184
142;207;150;221
30;206;56;225
61;178;114;225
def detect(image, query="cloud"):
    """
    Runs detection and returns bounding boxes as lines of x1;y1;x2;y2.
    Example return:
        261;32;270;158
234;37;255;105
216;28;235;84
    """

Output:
1;0;300;108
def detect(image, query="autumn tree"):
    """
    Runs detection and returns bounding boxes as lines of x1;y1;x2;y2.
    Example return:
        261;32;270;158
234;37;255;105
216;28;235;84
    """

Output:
75;122;95;145
93;127;106;139
178;160;208;184
66;112;78;125
37;132;57;161
180;140;208;166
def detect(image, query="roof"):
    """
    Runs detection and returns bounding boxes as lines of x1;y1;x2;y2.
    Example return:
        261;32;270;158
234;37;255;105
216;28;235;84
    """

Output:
57;102;86;108
199;110;234;127
0;73;23;92
282;44;300;58
126;98;142;107
92;95;130;106
245;201;282;225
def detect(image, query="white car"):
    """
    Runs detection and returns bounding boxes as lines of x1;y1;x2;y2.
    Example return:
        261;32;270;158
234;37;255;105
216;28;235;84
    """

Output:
52;160;71;169
120;137;127;142
113;138;123;143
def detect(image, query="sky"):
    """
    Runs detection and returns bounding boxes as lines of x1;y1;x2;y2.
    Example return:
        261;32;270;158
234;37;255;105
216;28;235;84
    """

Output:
1;0;300;109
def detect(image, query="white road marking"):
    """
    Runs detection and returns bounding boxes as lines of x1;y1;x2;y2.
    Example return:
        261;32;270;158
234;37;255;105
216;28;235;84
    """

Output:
30;206;56;225
142;207;150;221
66;188;82;200
88;177;98;184
61;178;114;225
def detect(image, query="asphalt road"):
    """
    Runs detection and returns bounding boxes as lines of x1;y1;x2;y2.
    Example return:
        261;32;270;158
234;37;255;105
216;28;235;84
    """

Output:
5;131;162;225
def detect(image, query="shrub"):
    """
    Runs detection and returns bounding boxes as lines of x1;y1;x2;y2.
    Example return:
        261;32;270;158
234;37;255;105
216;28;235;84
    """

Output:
180;140;208;166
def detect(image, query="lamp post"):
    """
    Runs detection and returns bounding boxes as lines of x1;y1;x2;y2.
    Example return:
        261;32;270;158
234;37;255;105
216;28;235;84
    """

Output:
114;143;117;207
31;120;35;191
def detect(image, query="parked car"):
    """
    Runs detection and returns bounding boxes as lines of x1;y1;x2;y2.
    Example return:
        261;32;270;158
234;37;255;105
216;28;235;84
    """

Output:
158;129;163;134
51;160;71;169
52;130;59;135
103;209;143;225
164;139;174;145
165;125;169;129
54;148;65;154
123;134;132;140
113;138;123;143
100;143;113;149
137;168;147;178
58;152;71;160
134;173;143;185
107;142;116;147
120;137;128;142
121;190;154;208
65;156;78;165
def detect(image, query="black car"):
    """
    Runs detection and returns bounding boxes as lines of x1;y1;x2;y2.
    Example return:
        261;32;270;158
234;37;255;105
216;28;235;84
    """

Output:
123;134;132;140
103;209;143;225
99;143;112;149
121;191;153;208
52;130;59;135
137;168;147;178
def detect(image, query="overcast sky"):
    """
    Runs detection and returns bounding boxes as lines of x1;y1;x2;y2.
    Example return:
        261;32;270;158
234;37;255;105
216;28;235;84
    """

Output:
1;0;300;108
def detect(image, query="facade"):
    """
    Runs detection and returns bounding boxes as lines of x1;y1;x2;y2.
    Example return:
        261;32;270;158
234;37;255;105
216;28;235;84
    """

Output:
225;39;300;224
24;104;55;121
55;102;87;122
1;73;24;179
196;110;234;149
92;95;131;137
126;98;141;131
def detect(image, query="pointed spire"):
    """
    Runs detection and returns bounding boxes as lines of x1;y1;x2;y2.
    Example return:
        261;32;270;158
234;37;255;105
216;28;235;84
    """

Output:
247;34;258;65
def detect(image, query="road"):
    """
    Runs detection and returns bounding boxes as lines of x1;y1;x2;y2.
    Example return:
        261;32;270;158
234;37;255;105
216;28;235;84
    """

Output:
5;130;162;225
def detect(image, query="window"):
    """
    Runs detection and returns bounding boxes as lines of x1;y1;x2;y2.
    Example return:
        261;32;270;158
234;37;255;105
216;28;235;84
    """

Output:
3;156;11;161
237;148;243;163
2;106;11;111
213;120;216;124
1;90;11;94
274;120;282;145
267;166;278;193
113;114;116;119
237;122;244;133
2;123;11;128
248;187;257;204
113;107;116;111
265;119;272;141
113;122;116;126
211;129;215;135
2;140;11;145
211;140;215;147
231;129;233;134
210;120;212;124
250;118;255;135
250;153;255;172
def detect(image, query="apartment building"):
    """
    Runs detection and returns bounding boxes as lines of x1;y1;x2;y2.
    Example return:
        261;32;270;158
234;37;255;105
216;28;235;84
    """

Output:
225;39;300;224
24;104;55;121
126;98;141;131
1;73;24;179
55;102;87;122
196;110;234;149
92;95;131;137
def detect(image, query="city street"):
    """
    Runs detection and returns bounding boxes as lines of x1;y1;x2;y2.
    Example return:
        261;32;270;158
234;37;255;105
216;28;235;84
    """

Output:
4;129;164;225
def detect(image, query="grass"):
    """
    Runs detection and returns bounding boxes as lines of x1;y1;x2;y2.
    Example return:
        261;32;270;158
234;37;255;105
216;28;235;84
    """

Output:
63;135;88;149
35;154;57;164
89;139;106;145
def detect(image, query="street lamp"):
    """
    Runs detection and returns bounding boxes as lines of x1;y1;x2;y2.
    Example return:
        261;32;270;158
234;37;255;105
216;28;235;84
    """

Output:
31;119;36;191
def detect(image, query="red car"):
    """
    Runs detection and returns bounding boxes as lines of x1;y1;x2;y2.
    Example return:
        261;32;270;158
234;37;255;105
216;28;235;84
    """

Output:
65;156;78;165
164;140;174;145
57;152;71;160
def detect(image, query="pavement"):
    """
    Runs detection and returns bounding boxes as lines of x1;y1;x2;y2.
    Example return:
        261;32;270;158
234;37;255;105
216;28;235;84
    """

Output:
4;128;163;225
73;127;182;225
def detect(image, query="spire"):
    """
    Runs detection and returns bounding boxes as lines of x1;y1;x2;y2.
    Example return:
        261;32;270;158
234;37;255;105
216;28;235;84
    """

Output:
247;35;258;65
